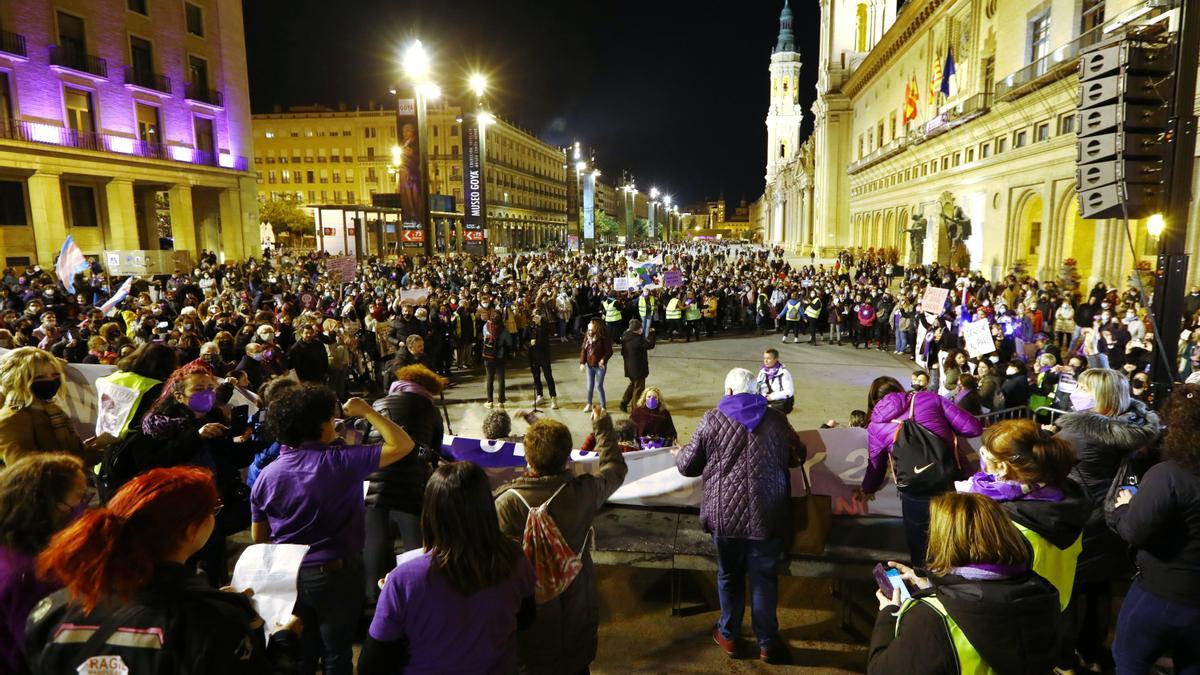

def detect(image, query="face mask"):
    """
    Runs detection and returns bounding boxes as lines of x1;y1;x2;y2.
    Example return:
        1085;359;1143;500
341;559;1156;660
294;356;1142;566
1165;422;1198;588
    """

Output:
187;389;216;414
645;396;659;410
31;377;62;400
1069;390;1096;412
249;352;264;362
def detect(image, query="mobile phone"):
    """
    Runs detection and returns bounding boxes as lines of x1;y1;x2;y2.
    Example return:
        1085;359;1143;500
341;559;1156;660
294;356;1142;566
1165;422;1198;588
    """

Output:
872;563;912;603
230;405;250;436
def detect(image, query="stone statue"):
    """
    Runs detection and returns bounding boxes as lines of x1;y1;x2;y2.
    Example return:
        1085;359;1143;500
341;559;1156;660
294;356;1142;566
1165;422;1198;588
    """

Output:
944;206;972;249
905;213;927;263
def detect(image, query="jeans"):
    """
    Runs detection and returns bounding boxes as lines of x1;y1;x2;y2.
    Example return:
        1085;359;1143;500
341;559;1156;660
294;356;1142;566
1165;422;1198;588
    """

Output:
363;508;421;602
829;323;842;343
585;364;607;408
642;314;653;337
531;363;557;398
899;492;932;567
1113;582;1200;675
484;359;506;402
713;536;783;650
296;558;365;675
895;329;909;353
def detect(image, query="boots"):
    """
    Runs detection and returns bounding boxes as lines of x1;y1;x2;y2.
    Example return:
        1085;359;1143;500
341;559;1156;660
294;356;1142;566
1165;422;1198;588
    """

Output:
551;397;559;409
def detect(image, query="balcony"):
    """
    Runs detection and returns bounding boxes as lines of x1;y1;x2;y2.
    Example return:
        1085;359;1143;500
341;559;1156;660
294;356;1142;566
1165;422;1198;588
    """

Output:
0;30;26;58
0;119;248;171
48;44;107;78
995;0;1168;102
123;66;171;94
184;82;223;107
847;136;908;175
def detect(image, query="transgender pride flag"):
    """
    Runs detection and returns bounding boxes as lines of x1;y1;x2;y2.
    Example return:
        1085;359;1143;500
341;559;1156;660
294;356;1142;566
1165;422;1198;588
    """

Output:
98;276;135;316
56;235;89;294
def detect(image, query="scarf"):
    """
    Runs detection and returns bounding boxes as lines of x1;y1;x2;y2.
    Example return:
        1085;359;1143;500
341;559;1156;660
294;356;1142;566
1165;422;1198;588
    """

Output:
388;379;434;401
761;361;782;383
955;471;1065;502
947;562;1027;581
30;400;82;456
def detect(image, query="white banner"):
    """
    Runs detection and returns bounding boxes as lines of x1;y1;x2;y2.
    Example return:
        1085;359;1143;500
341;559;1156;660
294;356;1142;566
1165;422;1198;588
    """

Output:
962;318;996;358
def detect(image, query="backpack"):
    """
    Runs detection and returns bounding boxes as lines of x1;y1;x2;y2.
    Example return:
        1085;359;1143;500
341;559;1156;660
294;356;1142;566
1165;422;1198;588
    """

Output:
509;482;588;604
889;394;960;496
96;429;152;503
482;332;498;359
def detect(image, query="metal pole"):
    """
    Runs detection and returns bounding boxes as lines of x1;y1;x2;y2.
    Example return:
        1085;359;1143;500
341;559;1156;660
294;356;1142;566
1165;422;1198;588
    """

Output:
415;89;433;257
1150;0;1198;393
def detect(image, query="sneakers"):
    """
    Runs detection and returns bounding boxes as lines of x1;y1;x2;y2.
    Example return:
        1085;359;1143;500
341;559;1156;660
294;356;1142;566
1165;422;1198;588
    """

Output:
780;335;787;343
582;403;592;412
496;402;505;410
534;395;544;407
792;337;799;344
484;401;493;409
711;626;737;657
550;397;559;410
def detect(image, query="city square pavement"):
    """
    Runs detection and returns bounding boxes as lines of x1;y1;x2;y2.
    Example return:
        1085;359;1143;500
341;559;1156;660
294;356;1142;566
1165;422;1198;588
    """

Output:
440;328;914;673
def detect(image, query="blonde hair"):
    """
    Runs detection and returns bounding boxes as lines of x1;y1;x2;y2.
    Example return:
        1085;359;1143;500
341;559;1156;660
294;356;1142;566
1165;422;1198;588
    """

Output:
926;492;1030;575
1076;368;1130;417
0;347;65;409
636;386;668;412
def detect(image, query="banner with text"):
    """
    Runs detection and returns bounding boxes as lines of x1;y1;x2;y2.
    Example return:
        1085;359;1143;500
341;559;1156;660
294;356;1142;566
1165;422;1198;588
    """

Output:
461;113;486;256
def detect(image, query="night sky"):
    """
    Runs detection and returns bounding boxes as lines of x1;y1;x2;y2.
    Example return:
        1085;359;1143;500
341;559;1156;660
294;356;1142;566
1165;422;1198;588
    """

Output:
243;0;820;207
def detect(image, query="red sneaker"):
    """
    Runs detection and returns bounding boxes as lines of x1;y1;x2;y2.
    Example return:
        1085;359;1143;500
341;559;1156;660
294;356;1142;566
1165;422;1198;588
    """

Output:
711;625;737;657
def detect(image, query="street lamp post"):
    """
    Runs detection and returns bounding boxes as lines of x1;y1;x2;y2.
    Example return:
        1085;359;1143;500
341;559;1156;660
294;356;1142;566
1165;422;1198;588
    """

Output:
464;73;492;257
403;41;437;256
662;194;672;242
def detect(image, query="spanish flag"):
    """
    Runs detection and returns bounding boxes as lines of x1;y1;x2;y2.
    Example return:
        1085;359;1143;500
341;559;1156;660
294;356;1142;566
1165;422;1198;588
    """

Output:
903;74;919;123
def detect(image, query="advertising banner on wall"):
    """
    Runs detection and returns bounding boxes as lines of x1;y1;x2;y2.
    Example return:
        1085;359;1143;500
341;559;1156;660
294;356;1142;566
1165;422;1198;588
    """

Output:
401;221;425;250
461;113;486;256
582;170;595;246
395;97;426;247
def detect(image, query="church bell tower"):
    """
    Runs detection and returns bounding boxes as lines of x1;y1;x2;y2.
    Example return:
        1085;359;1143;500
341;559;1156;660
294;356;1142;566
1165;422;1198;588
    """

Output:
765;1;804;183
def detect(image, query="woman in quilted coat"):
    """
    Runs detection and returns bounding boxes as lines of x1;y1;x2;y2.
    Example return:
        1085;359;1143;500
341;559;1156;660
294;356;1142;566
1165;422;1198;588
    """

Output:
675;368;806;664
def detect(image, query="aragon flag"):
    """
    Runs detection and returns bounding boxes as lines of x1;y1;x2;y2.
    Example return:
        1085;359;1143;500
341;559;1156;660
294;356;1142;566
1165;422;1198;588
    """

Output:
903;74;919;123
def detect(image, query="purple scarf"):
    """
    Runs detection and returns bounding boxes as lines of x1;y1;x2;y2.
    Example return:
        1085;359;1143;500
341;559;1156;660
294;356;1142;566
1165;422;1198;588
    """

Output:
761;362;782;380
388;379;434;401
955;472;1065;502
948;561;1028;581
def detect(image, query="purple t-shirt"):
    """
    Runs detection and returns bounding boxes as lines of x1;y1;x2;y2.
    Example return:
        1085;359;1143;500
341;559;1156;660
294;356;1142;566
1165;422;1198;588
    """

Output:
369;549;535;674
249;441;381;566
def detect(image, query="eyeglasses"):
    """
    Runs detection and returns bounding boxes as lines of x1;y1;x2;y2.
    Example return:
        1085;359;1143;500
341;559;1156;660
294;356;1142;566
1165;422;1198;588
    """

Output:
212;501;224;516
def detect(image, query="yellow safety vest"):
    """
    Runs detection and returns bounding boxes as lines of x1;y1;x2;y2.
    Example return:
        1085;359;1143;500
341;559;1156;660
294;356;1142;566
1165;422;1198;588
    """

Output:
665;298;682;319
603;299;622;323
639;295;656;317
897;596;992;675
805;300;821;319
1013;522;1081;611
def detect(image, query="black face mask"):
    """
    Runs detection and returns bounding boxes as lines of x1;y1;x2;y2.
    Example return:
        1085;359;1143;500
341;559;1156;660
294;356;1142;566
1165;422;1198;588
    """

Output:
31;377;62;400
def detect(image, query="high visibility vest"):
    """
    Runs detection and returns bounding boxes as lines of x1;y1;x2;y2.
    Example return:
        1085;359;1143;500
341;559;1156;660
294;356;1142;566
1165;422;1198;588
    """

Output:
785;301;802;321
639;295;656;317
805;300;822;319
603;299;622;323
1013;522;1081;611
665;298;682;320
896;596;992;675
94;370;162;439
684;302;702;321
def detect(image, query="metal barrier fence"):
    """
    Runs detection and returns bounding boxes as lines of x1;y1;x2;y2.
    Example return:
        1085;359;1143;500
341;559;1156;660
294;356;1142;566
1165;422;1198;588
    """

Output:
976;405;1072;427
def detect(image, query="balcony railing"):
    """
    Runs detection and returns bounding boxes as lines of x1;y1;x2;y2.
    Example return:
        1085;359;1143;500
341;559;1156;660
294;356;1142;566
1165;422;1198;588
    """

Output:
0;118;248;171
123;66;171;94
956;92;993;118
48;44;107;78
847;136;908;175
184;82;223;107
995;0;1168;101
0;30;26;58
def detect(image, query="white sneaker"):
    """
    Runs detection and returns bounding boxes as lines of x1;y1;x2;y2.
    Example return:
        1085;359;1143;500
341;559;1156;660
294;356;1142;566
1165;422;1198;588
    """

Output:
551;397;560;409
484;401;493;409
792;337;800;344
497;402;505;410
582;403;592;412
534;395;544;407
781;335;787;343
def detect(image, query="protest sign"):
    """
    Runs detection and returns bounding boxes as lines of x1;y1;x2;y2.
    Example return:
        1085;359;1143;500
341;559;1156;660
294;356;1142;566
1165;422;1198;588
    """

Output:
327;256;357;283
919;286;950;315
2;348;118;440
961;318;996;357
231;544;309;638
399;289;430;306
663;270;683;287
613;277;631;292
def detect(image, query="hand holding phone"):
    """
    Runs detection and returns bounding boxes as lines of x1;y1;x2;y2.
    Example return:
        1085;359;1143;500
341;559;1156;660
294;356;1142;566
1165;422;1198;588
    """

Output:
873;563;912;605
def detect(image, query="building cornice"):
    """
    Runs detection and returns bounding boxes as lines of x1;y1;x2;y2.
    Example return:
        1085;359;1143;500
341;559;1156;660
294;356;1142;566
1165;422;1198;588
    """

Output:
843;0;948;99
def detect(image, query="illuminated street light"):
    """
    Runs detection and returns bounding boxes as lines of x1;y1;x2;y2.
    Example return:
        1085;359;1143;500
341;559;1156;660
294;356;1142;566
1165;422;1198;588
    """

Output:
575;160;587;171
403;40;430;81
1147;213;1165;236
663;194;672;207
469;73;488;98
650;187;660;200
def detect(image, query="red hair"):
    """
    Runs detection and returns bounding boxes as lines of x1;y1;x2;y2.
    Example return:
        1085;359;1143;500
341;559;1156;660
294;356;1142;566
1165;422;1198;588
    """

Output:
155;362;216;404
37;467;219;613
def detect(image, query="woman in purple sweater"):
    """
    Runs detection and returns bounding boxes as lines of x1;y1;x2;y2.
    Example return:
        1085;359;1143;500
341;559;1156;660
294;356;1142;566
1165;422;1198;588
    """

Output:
856;384;983;565
0;453;89;675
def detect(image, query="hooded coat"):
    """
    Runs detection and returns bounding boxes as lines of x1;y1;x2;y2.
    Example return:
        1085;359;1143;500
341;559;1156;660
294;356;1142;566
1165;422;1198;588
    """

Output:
675;393;805;539
864;391;983;494
619;328;655;379
868;571;1062;674
1055;400;1160;582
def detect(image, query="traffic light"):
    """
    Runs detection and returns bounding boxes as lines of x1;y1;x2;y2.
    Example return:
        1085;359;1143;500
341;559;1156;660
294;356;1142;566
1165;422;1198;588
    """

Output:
1075;38;1173;219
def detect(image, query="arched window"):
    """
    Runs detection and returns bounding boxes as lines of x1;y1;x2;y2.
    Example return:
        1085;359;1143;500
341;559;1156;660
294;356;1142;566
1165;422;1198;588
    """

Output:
855;3;868;52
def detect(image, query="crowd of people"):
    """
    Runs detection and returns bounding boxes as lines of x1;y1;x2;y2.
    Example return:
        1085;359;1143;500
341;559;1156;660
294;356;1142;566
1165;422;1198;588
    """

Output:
0;241;1198;674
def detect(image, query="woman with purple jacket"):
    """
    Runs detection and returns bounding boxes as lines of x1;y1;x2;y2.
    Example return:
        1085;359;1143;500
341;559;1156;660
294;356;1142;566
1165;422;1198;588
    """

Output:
856;382;982;566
